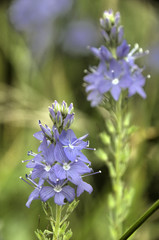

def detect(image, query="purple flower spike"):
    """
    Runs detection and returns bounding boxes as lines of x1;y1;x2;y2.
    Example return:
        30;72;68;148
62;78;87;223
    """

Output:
84;10;148;106
22;100;96;207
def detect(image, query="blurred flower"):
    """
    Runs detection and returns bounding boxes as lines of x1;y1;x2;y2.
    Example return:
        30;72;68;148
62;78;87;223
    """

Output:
60;20;100;55
146;44;159;73
9;0;73;60
9;0;73;30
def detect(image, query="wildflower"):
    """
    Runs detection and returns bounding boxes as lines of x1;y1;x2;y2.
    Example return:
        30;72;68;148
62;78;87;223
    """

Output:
49;101;74;131
59;129;89;161
21;101;97;207
40;179;75;205
9;0;73;59
84;10;149;106
53;142;92;182
128;70;147;98
61;20;99;56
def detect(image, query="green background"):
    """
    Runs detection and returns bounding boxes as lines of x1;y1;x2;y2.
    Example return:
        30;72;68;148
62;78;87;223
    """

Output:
0;0;159;239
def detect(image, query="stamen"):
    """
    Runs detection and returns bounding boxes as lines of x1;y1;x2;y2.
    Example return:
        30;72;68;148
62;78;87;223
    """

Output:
87;147;96;151
26;174;38;187
134;43;139;49
82;170;102;178
147;74;151;79
27;151;37;157
19;176;35;188
139;48;143;53
22;160;30;163
74;134;89;143
129;43;139;56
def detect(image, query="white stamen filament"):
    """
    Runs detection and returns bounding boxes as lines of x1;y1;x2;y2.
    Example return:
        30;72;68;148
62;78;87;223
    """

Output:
82;170;102;178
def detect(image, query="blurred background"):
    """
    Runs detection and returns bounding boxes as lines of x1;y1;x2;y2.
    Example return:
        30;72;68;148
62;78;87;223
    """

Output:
0;0;159;239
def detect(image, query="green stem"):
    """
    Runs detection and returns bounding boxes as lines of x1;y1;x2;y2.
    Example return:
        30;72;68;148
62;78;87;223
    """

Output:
53;205;62;240
114;96;123;237
119;199;159;240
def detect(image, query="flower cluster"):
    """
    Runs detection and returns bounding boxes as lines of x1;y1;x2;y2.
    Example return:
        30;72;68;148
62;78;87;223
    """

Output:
84;10;150;107
21;101;95;207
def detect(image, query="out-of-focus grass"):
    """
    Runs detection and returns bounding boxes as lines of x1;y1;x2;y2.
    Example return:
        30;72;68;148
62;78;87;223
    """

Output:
0;0;159;239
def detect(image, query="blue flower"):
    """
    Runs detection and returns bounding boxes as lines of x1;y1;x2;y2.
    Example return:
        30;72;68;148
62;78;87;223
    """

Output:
61;20;99;56
98;59;132;100
27;144;57;182
9;0;73;59
128;70;147;98
40;179;75;205
59;129;89;161
9;0;73;31
26;188;40;208
22;101;97;207
53;142;92;183
85;59;132;104
21;175;44;208
84;10;149;106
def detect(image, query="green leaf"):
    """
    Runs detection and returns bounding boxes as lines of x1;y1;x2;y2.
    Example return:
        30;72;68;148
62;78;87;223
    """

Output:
95;148;108;162
63;229;73;240
105;119;116;134
99;132;111;145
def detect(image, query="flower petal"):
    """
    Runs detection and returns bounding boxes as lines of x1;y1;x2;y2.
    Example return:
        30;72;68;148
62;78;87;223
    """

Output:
26;188;40;208
40;186;55;202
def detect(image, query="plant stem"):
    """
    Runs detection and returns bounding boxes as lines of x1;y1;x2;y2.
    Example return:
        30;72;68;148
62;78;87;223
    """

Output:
113;96;123;237
119;199;159;240
53;205;62;240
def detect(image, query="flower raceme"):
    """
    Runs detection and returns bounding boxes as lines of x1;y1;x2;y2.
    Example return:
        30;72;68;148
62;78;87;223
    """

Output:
21;101;97;207
84;10;150;107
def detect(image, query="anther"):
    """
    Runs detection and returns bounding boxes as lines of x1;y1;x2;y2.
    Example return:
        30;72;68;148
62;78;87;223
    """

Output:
139;48;143;53
134;43;139;49
147;74;151;79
